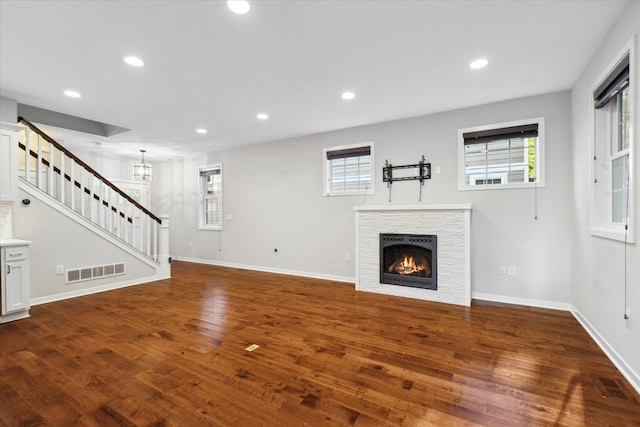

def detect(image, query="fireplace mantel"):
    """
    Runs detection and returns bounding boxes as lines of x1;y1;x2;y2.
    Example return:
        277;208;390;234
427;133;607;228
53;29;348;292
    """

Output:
354;204;472;212
354;204;472;306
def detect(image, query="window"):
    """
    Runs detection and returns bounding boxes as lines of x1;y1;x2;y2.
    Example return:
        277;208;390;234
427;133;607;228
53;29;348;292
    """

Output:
611;85;630;223
323;142;374;196
199;164;222;230
591;38;635;243
458;118;545;190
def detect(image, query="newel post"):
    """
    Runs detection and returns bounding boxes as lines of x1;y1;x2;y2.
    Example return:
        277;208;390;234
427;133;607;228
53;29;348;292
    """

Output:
158;214;171;278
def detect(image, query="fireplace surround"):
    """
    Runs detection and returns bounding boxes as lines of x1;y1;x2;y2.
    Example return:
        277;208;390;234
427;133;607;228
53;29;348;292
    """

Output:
354;204;472;306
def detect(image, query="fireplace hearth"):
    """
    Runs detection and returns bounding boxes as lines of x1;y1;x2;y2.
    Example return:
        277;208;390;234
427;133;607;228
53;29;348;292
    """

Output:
380;234;437;290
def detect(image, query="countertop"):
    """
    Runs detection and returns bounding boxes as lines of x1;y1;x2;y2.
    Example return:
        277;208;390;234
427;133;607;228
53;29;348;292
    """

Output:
0;239;32;247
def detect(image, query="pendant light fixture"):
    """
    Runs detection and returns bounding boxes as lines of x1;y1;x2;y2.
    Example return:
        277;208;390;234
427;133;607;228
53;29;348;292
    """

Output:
132;149;153;181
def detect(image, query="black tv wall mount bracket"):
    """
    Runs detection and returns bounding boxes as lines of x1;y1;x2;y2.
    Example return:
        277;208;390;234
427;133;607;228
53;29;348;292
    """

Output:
382;155;431;201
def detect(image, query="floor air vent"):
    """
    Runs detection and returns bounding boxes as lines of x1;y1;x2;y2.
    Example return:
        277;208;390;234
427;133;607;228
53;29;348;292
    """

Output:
66;262;126;284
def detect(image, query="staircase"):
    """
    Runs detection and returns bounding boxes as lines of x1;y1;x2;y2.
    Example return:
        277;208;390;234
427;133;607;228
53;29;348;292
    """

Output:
16;117;168;266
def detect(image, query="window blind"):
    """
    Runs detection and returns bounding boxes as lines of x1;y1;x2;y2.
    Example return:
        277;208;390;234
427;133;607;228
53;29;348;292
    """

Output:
594;57;629;110
463;124;538;145
200;168;221;176
326;146;371;160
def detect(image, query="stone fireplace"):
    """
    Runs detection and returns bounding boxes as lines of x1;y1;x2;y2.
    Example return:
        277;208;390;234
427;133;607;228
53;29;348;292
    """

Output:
354;204;472;306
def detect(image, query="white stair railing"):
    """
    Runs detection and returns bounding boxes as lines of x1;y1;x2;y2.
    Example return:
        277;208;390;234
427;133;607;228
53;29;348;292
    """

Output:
16;117;162;262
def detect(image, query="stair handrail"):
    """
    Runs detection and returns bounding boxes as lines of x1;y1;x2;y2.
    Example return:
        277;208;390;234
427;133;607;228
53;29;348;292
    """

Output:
18;117;161;224
18;141;134;223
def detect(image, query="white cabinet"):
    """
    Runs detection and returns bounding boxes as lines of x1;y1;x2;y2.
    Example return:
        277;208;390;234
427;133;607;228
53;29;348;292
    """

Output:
1;241;30;323
0;123;21;203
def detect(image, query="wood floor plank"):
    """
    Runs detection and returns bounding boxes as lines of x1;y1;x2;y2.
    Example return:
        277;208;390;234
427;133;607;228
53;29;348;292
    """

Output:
0;376;47;427
1;260;639;426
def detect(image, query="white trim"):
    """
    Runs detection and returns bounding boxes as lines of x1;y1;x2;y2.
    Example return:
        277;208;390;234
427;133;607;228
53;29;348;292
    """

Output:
458;117;545;191
30;273;169;306
323;141;374;197
464;211;471;304
174;256;355;284
19;179;160;268
0;310;29;324
354;203;472;211
355;211;361;288
0;122;24;132
471;292;572;311
0;239;32;246
571;306;640;395
591;227;633;242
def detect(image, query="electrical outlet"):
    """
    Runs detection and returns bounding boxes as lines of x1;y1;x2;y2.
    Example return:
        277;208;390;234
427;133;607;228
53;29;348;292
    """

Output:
56;265;64;275
435;166;441;174
625;308;632;329
508;266;516;276
499;266;507;275
344;253;350;262
188;241;193;248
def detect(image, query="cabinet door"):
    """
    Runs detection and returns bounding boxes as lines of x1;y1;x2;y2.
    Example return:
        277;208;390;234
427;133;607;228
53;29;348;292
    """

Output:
5;259;28;313
0;130;18;202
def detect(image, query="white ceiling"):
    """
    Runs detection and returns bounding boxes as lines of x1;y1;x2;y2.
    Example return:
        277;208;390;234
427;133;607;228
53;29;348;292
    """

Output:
0;0;630;160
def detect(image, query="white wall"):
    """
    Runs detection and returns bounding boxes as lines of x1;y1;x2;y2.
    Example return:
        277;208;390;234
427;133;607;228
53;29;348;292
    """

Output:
570;1;640;388
13;186;158;302
69;146;141;184
155;90;574;306
0;96;17;123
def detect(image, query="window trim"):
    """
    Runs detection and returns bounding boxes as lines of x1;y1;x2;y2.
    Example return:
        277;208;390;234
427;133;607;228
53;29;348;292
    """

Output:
458;117;545;191
323;142;374;197
198;163;223;231
590;36;636;243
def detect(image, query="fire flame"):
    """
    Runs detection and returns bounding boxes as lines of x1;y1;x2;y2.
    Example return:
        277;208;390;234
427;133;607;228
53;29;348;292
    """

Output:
396;255;425;275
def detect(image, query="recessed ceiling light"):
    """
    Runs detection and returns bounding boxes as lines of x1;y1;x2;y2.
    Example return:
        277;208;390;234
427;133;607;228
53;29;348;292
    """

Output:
227;1;250;14
124;56;144;67
470;58;488;70
257;113;269;120
196;128;207;134
342;91;356;100
64;90;82;98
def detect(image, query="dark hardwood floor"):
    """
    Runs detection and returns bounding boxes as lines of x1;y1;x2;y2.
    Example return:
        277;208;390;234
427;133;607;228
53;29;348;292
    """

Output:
1;261;639;426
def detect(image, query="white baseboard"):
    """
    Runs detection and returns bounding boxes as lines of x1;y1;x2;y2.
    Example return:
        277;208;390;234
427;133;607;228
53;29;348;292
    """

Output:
571;306;640;395
174;256;355;284
30;274;170;306
471;292;572;311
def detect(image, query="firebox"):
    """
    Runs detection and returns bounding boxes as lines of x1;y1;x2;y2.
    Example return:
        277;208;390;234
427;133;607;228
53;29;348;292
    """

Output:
380;234;437;290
